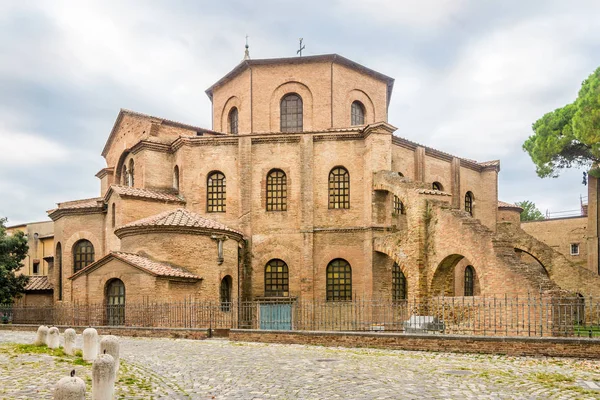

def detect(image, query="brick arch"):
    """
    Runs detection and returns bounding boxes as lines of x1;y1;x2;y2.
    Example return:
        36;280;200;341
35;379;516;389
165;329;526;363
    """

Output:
346;89;375;125
114;149;132;185
269;81;314;132
64;231;103;275
220;96;241;133
373;250;416;299
430;254;481;296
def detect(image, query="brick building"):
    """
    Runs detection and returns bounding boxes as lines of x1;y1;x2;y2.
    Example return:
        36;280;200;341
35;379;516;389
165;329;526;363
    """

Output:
46;53;600;312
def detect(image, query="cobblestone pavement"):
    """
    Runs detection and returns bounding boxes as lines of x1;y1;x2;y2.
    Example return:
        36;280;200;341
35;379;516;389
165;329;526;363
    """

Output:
0;331;600;399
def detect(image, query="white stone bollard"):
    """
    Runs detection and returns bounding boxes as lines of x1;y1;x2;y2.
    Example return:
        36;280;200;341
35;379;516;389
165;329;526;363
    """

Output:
54;370;85;400
92;353;115;400
99;335;120;377
82;328;99;362
63;329;77;356
47;327;60;349
34;325;49;346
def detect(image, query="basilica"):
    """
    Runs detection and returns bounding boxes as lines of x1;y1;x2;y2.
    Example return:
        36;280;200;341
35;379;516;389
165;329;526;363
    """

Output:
45;53;600;309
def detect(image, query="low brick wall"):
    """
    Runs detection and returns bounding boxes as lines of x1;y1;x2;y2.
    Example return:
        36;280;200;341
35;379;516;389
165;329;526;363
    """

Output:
0;324;209;340
229;329;600;359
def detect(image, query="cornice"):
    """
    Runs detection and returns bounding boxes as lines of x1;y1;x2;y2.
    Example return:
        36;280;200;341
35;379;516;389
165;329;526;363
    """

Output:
48;207;105;221
251;136;301;145
115;225;244;241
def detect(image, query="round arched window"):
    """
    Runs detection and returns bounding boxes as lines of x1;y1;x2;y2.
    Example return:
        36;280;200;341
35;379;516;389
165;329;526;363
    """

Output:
351;101;365;125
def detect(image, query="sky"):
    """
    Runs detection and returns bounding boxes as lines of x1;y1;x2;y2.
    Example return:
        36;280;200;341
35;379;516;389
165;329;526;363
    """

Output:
1;0;599;225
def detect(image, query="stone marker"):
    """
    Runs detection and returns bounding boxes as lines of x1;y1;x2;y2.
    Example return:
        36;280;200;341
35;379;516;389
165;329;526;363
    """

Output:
403;315;445;334
100;335;120;377
92;352;115;400
82;328;99;361
35;325;49;346
64;329;77;355
54;370;85;400
47;327;60;349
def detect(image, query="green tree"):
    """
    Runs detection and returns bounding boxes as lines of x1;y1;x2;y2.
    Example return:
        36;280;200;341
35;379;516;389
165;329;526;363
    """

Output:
0;218;29;304
515;200;545;221
523;66;600;177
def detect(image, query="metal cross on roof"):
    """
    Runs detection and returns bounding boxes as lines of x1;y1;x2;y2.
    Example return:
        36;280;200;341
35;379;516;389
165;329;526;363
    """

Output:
297;38;305;57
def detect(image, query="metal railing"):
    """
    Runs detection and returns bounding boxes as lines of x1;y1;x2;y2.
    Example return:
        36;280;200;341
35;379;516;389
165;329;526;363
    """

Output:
1;295;599;338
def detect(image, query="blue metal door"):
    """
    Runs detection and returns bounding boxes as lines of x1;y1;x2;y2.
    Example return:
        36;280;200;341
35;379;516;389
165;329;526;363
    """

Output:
259;303;292;330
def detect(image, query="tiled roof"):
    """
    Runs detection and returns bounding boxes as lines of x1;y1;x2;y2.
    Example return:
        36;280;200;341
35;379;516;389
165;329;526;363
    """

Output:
498;201;523;210
415;188;452;196
107;185;185;203
480;160;501;167
111;252;200;279
56;198;103;210
118;208;243;235
24;276;53;291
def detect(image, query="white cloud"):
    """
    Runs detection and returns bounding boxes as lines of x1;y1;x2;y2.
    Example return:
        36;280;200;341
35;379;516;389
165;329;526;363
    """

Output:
0;130;69;166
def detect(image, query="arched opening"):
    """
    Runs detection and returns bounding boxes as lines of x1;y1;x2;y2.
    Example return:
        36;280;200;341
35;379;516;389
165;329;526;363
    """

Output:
351;101;365;126
266;169;287;211
207;171;226;212
111;203;116;228
465;191;474;216
464;265;475;296
173;165;180;191
514;248;550;277
265;259;289;297
228;107;238;134
73;239;94;272
280;93;303;132
326;259;352;301
127;159;135;187
393;195;405;215
432;181;443;191
392;263;407;301
106;279;125;326
328;166;350;209
56;243;62;301
220;275;232;311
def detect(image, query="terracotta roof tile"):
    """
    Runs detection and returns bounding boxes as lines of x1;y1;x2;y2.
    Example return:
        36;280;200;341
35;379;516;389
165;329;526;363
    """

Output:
415;188;452;196
480;160;501;167
24;276;53;291
56;198;103;210
112;252;200;279
119;208;242;235
498;201;523;211
108;185;185;203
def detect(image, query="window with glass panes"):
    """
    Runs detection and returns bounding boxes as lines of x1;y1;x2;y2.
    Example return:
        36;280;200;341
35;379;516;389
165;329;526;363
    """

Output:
326;259;352;301
207;171;226;212
465;191;473;216
228;107;238;134
280;94;303;132
73;240;94;272
265;259;289;297
266;170;287;211
351;101;365;125
328;167;350;209
392;263;407;301
464;266;474;296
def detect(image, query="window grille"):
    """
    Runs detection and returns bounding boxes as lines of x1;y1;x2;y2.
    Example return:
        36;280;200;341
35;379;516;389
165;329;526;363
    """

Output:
393;195;404;215
73;240;94;272
571;243;580;256
326;259;352;301
392;263;407;301
351;101;365;125
464;266;474;296
265;259;289;297
266;169;287;211
220;276;232;311
465;191;474;216
228;107;238;134
207;171;226;212
280;94;303;132
329;167;350;209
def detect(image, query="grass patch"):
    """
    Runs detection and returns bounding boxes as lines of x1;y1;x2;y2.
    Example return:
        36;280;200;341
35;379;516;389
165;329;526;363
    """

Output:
529;372;575;388
573;325;600;338
14;344;66;357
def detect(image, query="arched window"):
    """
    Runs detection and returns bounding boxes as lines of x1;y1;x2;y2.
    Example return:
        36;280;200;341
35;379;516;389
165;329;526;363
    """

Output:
393;195;405;215
464;266;474;297
228;107;238;135
392;263;407;301
266;169;287;211
326;259;352;301
432;181;443;191
173;166;180;191
73;240;94;272
329;167;350;209
220;275;232;311
265;259;289;297
280;93;303;132
111;203;116;228
465;191;474;216
56;243;62;301
106;279;125;326
127;159;134;187
351;101;365;126
207;171;226;212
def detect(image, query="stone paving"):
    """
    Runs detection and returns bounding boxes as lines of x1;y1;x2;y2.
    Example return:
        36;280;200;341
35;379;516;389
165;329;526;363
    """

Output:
0;331;599;399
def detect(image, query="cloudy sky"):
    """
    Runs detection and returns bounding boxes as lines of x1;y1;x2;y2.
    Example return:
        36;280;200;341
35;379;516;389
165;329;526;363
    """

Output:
1;0;599;225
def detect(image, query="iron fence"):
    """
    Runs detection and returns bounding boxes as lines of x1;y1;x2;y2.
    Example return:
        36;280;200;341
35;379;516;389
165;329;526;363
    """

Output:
1;295;599;338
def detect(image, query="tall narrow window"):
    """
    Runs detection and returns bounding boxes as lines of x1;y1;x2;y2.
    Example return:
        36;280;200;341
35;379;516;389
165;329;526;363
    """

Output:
73;240;94;272
207;171;226;212
329;167;350;209
228;107;238;134
280;93;303;132
220;275;232;311
106;279;125;326
464;266;474;297
127;159;134;187
392;263;407;301
56;243;62;300
111;203;116;228
265;259;289;297
351;101;365;125
266;169;287;211
173;166;180;191
393;195;404;215
326;259;352;301
432;181;443;191
465;191;474;216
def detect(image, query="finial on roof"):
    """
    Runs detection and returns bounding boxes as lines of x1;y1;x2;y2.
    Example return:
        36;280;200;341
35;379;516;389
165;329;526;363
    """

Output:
297;38;305;57
243;34;250;60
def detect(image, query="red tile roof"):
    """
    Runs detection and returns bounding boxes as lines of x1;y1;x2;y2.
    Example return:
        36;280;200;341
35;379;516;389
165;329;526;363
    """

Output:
24;276;53;291
118;208;242;235
56;198;103;210
107;185;185;203
498;201;523;211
